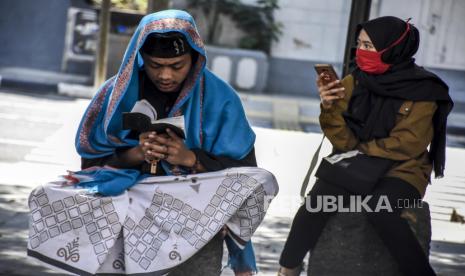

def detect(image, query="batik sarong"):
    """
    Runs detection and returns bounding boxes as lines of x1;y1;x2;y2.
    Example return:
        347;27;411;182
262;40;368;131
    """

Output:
27;167;278;275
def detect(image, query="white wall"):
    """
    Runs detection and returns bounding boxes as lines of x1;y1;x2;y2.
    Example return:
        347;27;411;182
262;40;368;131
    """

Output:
374;0;465;70
271;0;465;70
271;0;351;62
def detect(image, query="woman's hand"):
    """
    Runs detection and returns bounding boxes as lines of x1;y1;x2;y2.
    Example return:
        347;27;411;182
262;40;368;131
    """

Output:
317;73;345;109
142;129;196;167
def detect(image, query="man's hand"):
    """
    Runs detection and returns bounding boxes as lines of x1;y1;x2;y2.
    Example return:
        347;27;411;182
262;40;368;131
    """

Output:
317;73;345;110
142;129;196;167
139;131;160;163
139;131;154;148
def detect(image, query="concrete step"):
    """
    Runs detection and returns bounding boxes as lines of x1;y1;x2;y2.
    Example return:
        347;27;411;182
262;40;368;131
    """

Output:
0;67;91;93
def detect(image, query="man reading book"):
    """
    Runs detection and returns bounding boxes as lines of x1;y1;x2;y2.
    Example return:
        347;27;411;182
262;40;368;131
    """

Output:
76;9;258;276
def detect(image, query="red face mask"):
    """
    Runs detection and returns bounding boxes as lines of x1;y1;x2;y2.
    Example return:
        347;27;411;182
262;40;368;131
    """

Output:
356;22;411;75
356;48;390;74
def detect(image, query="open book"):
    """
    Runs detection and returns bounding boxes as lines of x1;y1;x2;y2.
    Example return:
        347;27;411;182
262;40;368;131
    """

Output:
122;99;186;139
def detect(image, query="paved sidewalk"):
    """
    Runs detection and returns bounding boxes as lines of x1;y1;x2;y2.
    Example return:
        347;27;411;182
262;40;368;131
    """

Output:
0;91;464;275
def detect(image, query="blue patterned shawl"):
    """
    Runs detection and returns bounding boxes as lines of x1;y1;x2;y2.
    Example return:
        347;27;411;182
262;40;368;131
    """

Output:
74;10;257;273
75;10;255;170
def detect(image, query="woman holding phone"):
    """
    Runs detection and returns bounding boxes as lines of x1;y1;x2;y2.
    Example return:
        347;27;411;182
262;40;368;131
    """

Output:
278;16;453;276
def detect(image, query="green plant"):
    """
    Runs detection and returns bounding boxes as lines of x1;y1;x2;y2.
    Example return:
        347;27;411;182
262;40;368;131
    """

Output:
89;0;148;12
187;0;282;53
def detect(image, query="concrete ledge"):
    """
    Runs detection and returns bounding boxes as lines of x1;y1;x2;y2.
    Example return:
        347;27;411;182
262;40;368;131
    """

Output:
57;83;95;99
308;203;431;276
0;67;90;93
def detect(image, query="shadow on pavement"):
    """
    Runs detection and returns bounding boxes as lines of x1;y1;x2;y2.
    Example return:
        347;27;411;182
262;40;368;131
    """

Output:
430;240;465;276
0;184;59;275
252;217;295;273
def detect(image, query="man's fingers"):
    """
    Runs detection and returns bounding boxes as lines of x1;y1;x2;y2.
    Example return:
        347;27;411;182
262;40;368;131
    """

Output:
153;134;170;145
142;130;186;165
144;141;180;161
145;143;168;153
159;137;179;148
140;131;155;140
144;137;178;152
166;128;182;141
139;132;151;139
147;150;166;160
166;147;179;158
146;145;167;160
150;130;180;148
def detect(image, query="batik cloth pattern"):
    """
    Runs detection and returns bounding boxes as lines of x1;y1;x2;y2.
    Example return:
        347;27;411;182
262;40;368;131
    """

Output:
27;167;278;275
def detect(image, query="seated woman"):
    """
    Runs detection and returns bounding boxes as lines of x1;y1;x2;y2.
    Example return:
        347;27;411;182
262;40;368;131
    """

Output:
278;16;452;276
27;10;278;276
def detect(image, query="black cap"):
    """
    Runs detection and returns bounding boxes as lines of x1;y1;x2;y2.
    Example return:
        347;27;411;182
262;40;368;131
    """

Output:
141;32;191;58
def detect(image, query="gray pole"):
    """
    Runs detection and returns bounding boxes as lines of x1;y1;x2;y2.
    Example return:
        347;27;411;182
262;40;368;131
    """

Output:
94;0;111;88
147;0;171;13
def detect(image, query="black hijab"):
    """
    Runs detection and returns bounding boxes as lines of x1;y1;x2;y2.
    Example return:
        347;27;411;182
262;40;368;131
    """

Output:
343;16;453;178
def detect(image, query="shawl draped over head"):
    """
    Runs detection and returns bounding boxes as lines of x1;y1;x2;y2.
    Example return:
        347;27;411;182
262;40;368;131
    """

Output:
343;16;453;178
75;10;255;173
74;10;257;273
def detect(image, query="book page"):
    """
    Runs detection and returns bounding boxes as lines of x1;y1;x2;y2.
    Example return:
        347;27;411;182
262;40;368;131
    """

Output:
130;99;158;121
154;116;185;132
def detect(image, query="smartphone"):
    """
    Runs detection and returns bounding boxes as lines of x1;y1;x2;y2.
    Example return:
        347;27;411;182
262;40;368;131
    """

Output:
314;64;340;86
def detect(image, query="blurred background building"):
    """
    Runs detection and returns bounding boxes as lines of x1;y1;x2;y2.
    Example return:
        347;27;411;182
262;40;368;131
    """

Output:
0;0;278;93
0;0;465;134
0;2;464;273
0;0;463;98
